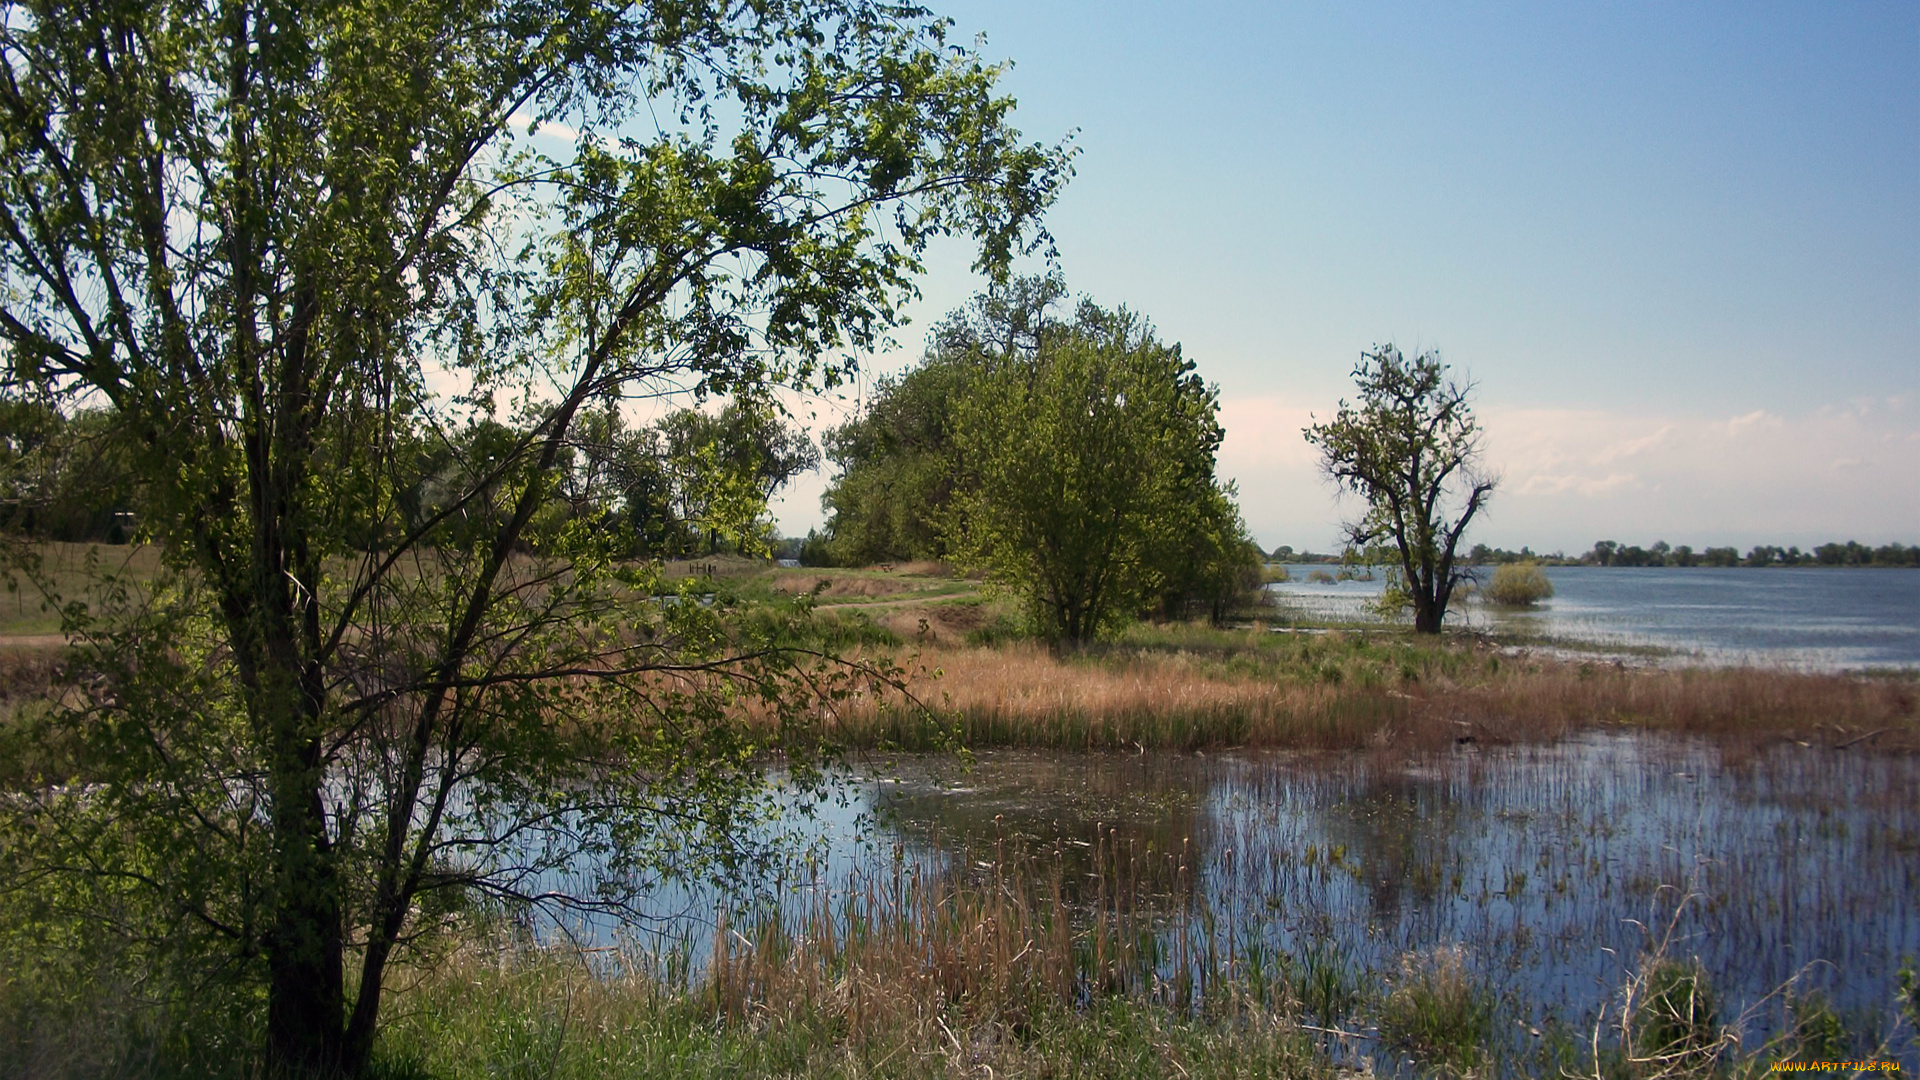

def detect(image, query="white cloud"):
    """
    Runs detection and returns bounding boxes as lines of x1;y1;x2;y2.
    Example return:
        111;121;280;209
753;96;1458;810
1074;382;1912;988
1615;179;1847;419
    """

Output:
1215;394;1920;553
1474;401;1919;549
507;111;583;144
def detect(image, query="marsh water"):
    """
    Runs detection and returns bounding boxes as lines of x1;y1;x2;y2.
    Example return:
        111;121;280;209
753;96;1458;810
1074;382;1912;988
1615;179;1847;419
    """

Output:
1265;566;1920;670
560;735;1920;1071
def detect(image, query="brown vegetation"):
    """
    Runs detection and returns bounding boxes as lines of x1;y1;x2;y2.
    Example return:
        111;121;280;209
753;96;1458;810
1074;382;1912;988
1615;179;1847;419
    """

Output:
829;639;1920;755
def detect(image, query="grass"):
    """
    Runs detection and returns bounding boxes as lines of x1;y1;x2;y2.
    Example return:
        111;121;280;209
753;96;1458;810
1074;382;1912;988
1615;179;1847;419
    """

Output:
6;794;1914;1079
4;547;1917;1076
828;632;1920;754
1378;945;1496;1073
0;541;164;637
7;545;1910;758
12;838;1898;1079
376;947;1340;1080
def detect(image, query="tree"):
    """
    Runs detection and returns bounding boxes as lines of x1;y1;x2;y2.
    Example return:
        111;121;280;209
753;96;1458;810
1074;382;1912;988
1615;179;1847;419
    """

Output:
816;274;1062;565
945;285;1244;644
0;0;1065;1072
1304;345;1496;633
657;401;820;555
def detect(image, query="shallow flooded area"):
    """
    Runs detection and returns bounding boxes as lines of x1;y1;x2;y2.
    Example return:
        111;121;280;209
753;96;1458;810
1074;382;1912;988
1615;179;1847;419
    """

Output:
573;733;1918;1072
885;741;1911;1014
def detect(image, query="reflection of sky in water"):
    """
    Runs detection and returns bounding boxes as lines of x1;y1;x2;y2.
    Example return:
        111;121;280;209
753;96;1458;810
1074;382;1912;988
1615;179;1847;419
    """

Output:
543;740;1920;1073
1266;566;1920;669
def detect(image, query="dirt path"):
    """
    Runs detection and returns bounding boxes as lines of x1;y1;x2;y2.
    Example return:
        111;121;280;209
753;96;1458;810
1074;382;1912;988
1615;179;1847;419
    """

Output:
0;634;70;649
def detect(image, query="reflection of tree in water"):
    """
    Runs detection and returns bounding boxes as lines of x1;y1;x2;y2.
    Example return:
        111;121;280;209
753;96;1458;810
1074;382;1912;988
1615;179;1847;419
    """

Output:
1315;767;1472;921
869;751;1217;917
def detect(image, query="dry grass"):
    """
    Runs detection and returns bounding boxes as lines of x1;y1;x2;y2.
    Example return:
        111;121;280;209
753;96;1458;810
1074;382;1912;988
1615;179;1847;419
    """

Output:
371;839;1341;1080
829;640;1920;754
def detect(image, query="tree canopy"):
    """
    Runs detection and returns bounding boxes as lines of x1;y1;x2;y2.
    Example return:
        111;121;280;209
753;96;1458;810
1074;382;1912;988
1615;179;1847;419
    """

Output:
818;278;1256;643
1303;345;1495;633
0;0;1066;1071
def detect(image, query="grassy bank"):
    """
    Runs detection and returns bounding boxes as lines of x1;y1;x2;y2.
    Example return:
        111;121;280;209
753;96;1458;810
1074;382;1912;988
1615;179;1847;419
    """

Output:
5;550;1915;760
827;629;1920;755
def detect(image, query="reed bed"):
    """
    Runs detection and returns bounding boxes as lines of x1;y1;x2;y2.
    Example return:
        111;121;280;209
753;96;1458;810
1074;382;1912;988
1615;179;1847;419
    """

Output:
366;829;1911;1080
829;639;1920;753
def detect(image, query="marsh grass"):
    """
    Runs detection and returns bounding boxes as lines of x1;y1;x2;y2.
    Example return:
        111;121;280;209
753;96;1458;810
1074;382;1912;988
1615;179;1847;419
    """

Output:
1377;945;1496;1073
378;946;1338;1080
369;843;1894;1080
825;637;1920;753
6;828;1905;1080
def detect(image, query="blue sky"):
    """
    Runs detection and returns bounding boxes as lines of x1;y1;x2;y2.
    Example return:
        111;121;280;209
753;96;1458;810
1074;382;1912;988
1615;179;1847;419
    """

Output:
768;1;1919;553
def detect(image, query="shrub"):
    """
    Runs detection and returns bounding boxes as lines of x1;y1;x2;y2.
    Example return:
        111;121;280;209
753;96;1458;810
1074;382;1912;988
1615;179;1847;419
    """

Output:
1786;990;1851;1062
1488;562;1554;606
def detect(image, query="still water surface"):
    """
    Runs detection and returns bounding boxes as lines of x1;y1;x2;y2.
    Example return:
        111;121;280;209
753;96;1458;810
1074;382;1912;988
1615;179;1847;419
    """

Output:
562;737;1919;1071
1265;566;1920;669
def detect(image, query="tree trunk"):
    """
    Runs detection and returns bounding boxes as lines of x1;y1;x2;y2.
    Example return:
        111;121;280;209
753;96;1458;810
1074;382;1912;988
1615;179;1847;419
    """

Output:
258;637;347;1073
1412;602;1443;633
265;755;347;1076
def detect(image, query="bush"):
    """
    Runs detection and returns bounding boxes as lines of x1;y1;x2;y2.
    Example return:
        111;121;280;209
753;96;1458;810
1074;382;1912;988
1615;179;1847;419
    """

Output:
1487;562;1554;606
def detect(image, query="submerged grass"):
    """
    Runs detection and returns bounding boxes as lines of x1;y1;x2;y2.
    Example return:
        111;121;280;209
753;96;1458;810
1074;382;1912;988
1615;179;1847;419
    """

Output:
7;804;1913;1079
381;842;1912;1080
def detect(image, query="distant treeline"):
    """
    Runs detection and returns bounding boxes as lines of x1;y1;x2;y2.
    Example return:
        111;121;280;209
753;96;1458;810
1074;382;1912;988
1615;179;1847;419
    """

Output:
1579;539;1919;568
1259;540;1920;568
1;400;819;557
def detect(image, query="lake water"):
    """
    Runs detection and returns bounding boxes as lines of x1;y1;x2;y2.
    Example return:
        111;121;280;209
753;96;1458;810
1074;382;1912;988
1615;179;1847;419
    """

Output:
1265;566;1920;670
553;737;1920;1074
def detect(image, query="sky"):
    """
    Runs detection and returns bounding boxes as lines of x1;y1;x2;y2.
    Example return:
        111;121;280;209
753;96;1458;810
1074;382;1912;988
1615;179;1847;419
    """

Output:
763;1;1920;554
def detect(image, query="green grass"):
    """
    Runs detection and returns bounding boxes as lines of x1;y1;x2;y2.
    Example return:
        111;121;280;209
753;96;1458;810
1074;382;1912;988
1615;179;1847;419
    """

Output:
375;951;1340;1080
1377;946;1497;1073
0;541;164;637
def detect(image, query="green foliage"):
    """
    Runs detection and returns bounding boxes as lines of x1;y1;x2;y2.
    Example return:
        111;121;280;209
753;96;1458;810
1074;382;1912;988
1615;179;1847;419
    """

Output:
1636;959;1720;1063
818;349;982;566
1584;538;1920;567
1377;946;1496;1072
818;279;1254;638
0;0;1065;1071
1785;991;1852;1062
942;282;1247;644
1303;346;1495;633
0;405;139;542
1488;561;1555;606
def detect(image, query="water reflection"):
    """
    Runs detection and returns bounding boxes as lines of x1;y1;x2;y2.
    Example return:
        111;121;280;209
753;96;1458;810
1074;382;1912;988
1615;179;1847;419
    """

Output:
550;735;1918;1071
856;737;1918;1064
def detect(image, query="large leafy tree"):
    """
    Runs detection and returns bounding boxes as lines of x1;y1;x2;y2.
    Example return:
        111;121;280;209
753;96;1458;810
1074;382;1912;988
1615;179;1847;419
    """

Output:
1303;345;1497;633
813;276;1058;564
0;0;1065;1072
946;286;1243;644
655;400;819;554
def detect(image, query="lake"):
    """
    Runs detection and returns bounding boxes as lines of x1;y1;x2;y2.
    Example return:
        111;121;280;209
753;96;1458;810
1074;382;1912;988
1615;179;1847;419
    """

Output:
1265;566;1920;670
